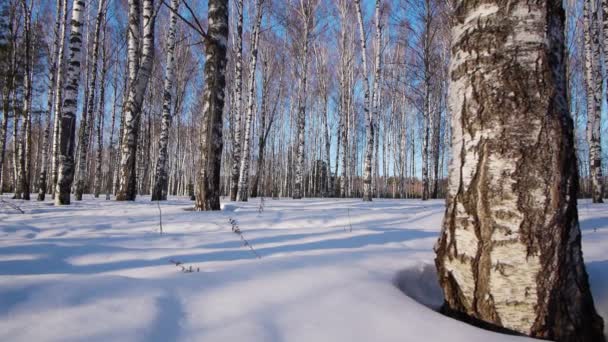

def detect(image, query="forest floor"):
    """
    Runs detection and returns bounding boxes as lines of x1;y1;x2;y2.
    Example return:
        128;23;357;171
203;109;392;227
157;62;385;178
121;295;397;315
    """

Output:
0;196;606;342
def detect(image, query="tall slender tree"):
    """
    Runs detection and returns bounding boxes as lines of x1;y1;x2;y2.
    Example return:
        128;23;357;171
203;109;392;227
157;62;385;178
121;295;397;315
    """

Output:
229;0;244;201
116;0;156;201
195;0;228;211
292;0;314;200
237;0;264;202
151;0;180;201
584;0;603;203
37;0;65;201
56;0;86;205
50;0;69;198
75;0;107;200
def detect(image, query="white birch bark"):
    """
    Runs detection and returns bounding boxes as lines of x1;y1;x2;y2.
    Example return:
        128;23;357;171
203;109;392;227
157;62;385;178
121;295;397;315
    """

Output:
55;0;85;205
293;0;312;200
37;0;64;201
116;0;156;201
354;0;374;201
195;0;229;211
229;0;244;201
50;0;69;198
151;0;180;201
75;0;106;200
236;0;264;202
18;0;32;200
586;0;604;203
435;1;605;340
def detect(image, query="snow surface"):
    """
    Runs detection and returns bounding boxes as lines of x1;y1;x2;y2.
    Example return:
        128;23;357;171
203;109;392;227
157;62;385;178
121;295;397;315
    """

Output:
0;196;606;342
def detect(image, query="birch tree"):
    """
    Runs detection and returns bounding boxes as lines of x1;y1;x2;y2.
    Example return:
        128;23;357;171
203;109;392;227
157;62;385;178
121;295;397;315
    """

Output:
93;24;108;198
354;0;371;200
584;0;603;203
292;0;315;200
56;0;86;205
195;0;228;211
116;0;156;201
435;1;605;340
151;0;180;201
50;0;69;198
229;0;243;201
75;0;107;200
37;0;65;201
236;0;264;202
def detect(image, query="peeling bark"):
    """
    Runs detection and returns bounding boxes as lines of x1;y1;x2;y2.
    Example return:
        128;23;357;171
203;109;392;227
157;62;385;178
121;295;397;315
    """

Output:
435;1;605;341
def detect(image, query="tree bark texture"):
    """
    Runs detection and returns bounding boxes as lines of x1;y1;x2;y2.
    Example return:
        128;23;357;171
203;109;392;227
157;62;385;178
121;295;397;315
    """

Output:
116;0;156;201
435;1;605;341
152;0;180;201
55;0;85;205
195;0;228;211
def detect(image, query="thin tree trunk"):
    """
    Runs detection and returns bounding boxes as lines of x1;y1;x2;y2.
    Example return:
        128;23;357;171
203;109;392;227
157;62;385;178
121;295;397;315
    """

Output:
94;28;108;198
56;0;86;205
195;0;228;211
75;0;106;200
237;0;264;202
51;0;69;198
585;0;603;203
116;0;156;201
18;0;32;200
37;0;65;201
152;0;180;201
293;3;311;200
229;0;243;201
435;1;605;340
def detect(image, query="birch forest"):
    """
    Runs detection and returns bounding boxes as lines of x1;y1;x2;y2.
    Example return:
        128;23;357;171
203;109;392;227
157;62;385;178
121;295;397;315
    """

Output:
1;0;608;341
0;0;604;207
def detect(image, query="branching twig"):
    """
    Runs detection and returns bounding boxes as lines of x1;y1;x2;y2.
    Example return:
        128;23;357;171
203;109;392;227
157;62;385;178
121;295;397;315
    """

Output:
169;259;199;273
229;218;261;259
0;198;25;214
160;0;208;41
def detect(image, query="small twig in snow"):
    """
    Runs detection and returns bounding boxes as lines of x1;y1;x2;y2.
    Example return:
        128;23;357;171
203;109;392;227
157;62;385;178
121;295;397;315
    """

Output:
169;259;199;273
229;217;261;259
0;198;25;214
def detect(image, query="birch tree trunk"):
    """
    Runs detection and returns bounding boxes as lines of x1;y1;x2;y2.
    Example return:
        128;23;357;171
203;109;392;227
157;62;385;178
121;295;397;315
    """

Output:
237;0;264;202
585;0;604;203
421;0;432;201
195;0;228;211
37;0;64;201
293;1;312;200
229;0;243;201
371;2;382;199
355;0;374;202
18;0;32;200
94;29;108;198
435;1;605;341
56;0;85;205
151;0;180;201
116;0;156;201
75;0;106;200
51;0;69;198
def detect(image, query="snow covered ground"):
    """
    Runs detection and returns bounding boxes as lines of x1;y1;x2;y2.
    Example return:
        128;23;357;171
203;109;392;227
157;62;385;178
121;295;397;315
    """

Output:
0;196;606;342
